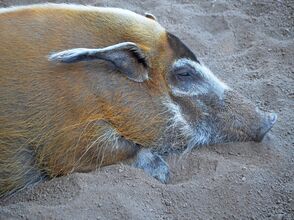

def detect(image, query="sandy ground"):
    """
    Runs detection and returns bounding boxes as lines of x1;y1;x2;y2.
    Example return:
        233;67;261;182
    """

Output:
0;0;293;219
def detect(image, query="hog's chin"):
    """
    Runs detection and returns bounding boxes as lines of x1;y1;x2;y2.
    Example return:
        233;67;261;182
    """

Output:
183;122;223;150
186;122;212;146
186;125;257;149
162;99;219;150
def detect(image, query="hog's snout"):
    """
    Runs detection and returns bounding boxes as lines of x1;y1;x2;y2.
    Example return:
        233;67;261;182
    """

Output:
255;112;277;142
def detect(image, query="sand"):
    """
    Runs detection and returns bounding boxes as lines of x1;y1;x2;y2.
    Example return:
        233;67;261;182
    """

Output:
0;0;293;219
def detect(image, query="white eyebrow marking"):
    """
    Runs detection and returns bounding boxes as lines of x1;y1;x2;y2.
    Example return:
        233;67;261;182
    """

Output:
172;58;230;98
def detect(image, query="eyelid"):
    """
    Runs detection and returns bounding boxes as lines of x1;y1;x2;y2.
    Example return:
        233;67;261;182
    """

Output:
177;71;191;77
174;64;195;77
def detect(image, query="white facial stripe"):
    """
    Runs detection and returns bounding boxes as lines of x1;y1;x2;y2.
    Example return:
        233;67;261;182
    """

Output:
163;99;191;134
171;84;210;97
163;98;212;149
173;58;229;97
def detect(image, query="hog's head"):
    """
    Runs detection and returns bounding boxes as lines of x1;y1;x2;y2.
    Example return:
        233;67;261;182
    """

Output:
163;33;277;150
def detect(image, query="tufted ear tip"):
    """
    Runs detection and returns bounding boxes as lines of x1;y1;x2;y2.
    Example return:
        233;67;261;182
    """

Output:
49;48;92;63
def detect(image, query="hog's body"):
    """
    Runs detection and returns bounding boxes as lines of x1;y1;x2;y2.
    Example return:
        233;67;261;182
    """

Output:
0;4;276;197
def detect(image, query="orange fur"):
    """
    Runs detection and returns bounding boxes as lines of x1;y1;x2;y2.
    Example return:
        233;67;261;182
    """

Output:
0;4;174;197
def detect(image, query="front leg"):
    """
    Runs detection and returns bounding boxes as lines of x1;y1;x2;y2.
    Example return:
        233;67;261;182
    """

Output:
41;120;140;176
133;149;170;183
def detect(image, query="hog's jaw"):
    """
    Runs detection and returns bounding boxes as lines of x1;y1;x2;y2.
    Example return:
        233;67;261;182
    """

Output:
163;99;222;150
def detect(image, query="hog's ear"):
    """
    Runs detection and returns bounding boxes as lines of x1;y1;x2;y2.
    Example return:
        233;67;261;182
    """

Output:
49;42;149;82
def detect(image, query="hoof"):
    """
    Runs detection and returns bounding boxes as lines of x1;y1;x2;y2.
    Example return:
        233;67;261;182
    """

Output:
133;149;170;183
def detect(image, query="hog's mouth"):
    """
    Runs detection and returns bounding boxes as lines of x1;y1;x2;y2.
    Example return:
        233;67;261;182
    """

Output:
162;98;277;151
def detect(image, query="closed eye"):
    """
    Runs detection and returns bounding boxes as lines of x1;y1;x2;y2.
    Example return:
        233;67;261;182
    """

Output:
173;63;195;79
177;72;191;77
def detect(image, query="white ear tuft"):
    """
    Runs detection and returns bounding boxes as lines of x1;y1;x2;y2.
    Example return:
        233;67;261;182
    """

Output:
49;48;91;63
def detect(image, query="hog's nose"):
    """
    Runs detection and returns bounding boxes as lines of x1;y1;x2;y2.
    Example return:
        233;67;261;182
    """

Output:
256;112;277;142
